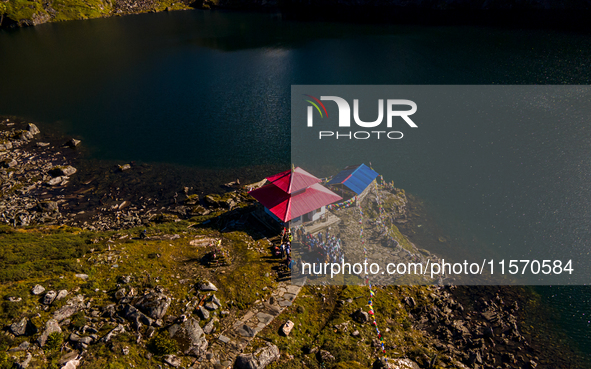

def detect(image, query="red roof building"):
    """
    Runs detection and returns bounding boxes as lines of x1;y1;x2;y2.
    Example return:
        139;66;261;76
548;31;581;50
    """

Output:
249;167;342;224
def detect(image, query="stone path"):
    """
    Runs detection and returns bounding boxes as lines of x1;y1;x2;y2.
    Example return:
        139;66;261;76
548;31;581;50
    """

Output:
194;278;305;369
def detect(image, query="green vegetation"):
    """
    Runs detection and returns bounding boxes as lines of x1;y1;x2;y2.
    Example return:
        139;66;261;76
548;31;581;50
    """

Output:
0;225;93;283
256;284;449;369
45;332;64;352
148;332;178;355
1;0;190;27
4;0;45;24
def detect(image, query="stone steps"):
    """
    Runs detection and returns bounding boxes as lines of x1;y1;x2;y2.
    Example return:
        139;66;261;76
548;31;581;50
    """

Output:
195;279;305;368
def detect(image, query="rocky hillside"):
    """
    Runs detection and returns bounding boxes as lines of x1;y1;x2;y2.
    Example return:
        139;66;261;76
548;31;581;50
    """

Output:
2;0;591;29
0;117;588;369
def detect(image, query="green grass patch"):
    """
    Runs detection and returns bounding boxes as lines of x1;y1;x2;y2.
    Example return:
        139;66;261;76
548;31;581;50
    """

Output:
4;0;45;22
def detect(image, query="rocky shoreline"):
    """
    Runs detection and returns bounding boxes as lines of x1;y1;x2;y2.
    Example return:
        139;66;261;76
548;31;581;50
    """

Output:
0;116;262;232
0;117;588;368
3;0;591;30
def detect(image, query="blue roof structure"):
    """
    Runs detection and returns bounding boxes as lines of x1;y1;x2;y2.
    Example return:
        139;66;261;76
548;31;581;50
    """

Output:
327;164;379;195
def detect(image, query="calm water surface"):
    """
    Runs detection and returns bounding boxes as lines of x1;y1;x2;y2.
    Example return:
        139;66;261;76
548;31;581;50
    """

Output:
1;10;591;363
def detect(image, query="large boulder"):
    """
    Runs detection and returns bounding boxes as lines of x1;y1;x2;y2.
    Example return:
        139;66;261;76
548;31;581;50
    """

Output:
37;319;62;347
235;343;280;369
53;296;84;322
135;292;171;320
9;318;28;336
168;318;208;357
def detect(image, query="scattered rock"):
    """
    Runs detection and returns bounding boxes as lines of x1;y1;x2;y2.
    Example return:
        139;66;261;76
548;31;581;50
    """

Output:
27;123;40;135
31;284;45;295
168;318;208;356
119;275;132;284
218;335;230;344
317;350;335;362
54;303;80;322
303;346;318;355
389;359;421;369
61;359;80;369
50;165;77;177
237;324;255;338
114;288;126;300
47;176;64;186
163;355;181;368
122;304;154;326
373;358;389;369
198;306;210;320
42;290;58;305
404;296;416;308
118;164;131;171
210;294;222;307
351;308;369;324
204;302;217;311
100;324;125;343
203;317;218;334
9;318;28;336
37;201;59;213
198;280;218;291
135;292;171;320
235;342;280;369
66;138;81;148
1;159;17;168
56;290;68;301
0;141;13;150
38;319;62;347
281;320;294;336
75;274;89;280
9;341;30;352
20;130;34;141
14;352;32;369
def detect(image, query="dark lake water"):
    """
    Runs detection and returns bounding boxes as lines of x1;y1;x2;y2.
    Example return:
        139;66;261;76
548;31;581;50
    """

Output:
1;9;591;364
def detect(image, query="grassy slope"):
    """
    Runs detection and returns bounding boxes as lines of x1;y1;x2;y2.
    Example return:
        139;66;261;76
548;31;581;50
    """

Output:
0;218;467;369
0;218;280;368
2;0;191;26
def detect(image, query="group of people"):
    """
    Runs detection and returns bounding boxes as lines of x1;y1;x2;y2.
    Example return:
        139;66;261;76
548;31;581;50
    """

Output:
293;227;345;265
278;228;294;271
